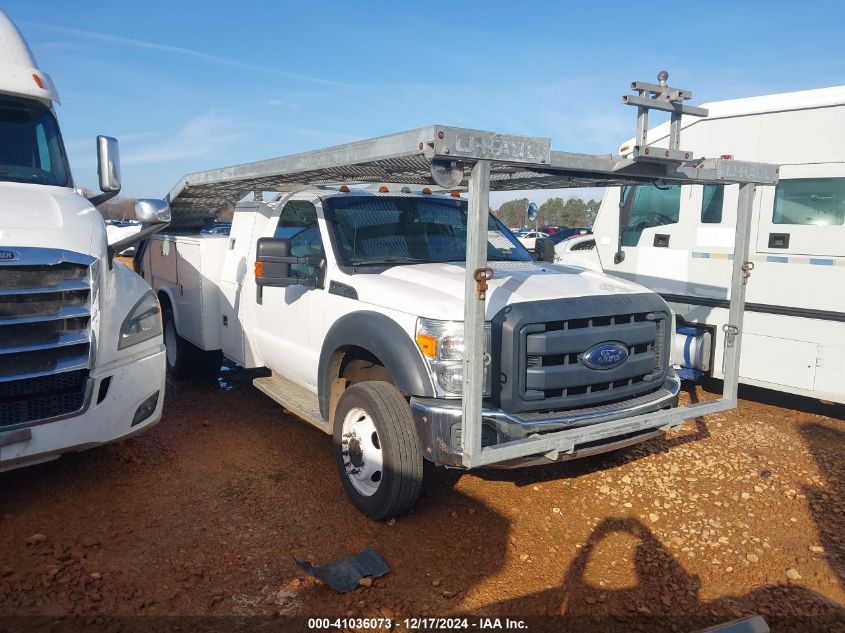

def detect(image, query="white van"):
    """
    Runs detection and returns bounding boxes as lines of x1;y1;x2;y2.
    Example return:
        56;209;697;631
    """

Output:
558;86;845;403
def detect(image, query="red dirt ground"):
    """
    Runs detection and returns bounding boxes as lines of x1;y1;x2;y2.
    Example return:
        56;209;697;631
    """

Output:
1;371;843;632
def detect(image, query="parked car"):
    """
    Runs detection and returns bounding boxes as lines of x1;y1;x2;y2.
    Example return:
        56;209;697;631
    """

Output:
516;230;548;250
549;227;592;244
554;233;598;268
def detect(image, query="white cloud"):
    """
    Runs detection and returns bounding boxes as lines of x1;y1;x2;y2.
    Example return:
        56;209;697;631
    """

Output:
33;40;86;52
23;21;352;88
268;100;301;110
122;113;247;164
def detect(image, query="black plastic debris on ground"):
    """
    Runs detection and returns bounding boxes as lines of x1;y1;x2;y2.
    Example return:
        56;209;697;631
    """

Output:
295;547;390;593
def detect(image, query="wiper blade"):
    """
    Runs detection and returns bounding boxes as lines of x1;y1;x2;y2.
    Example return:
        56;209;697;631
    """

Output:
350;257;430;266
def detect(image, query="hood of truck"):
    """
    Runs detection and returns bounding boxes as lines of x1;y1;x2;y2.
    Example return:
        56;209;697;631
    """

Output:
346;260;651;321
0;183;101;256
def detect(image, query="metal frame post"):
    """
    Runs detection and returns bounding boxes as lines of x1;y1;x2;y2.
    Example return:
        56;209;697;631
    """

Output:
461;160;490;468
721;183;757;402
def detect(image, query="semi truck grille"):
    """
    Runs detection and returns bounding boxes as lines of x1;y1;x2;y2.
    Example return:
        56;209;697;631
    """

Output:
494;294;671;413
0;249;95;428
0;370;89;429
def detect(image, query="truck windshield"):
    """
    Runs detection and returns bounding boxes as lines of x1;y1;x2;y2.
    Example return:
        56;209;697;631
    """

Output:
0;96;70;187
326;195;533;266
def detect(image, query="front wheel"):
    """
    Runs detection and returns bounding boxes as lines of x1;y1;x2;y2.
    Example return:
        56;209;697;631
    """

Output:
333;382;423;521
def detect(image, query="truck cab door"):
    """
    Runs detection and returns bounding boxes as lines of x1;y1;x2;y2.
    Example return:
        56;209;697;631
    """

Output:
253;199;327;391
600;184;694;295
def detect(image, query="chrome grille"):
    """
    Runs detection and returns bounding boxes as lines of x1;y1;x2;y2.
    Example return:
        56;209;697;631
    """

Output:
0;248;94;428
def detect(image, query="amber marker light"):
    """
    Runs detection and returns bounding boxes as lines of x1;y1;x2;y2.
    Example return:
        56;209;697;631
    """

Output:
416;333;437;358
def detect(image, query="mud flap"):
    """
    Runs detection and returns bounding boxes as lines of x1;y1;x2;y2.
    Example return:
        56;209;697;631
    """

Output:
295;547;390;593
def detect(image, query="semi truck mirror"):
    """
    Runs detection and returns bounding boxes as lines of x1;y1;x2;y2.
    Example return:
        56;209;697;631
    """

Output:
97;135;121;193
107;198;171;268
88;136;122;206
135;199;172;224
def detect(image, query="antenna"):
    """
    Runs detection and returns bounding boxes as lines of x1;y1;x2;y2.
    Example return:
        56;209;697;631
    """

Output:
622;71;709;162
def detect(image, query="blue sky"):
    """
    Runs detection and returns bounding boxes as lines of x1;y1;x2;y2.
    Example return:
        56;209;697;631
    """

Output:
6;1;844;206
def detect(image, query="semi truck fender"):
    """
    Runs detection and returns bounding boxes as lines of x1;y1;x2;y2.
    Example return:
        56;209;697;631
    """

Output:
155;286;181;333
318;312;436;419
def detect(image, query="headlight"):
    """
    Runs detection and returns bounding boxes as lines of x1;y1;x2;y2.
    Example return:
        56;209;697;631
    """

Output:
119;291;162;350
415;318;491;397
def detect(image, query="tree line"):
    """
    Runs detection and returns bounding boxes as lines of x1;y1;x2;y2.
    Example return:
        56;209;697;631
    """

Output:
494;196;600;229
87;190;600;229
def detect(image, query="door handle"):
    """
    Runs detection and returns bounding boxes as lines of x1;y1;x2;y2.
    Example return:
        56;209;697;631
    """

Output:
768;233;790;249
653;233;670;248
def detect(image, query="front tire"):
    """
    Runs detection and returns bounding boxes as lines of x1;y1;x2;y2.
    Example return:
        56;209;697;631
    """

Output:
333;382;423;521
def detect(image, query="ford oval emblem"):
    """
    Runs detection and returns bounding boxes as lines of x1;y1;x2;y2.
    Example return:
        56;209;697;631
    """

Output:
579;341;629;370
0;249;19;262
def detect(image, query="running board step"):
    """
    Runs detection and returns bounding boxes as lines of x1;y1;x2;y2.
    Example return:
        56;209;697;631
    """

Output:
253;373;329;433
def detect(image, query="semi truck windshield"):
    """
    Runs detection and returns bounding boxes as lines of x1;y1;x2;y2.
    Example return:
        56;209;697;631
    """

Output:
0;96;70;187
327;195;533;266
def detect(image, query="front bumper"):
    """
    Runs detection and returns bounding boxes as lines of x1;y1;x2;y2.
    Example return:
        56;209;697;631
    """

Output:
411;374;681;468
0;346;167;471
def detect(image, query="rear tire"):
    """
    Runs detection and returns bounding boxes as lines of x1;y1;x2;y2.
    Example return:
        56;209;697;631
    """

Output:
333;381;423;521
163;307;221;379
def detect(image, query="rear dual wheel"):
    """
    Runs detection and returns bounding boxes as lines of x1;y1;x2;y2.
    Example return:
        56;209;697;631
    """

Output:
333;381;423;521
162;307;221;379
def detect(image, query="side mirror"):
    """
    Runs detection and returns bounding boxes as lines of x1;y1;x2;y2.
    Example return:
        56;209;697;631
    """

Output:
534;237;556;263
88;136;121;206
107;198;170;268
97;135;121;193
255;236;322;303
135;199;171;224
527;202;538;223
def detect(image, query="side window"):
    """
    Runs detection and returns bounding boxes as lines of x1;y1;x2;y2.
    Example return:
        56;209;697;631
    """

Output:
701;184;724;224
35;123;52;172
274;200;322;277
773;178;845;226
571;239;595;251
620;185;681;246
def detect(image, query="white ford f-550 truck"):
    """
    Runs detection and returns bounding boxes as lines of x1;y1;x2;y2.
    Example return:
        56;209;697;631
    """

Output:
0;11;170;471
140;74;778;520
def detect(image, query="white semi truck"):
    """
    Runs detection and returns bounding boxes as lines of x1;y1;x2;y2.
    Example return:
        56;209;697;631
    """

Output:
0;11;170;471
558;85;845;404
140;74;777;520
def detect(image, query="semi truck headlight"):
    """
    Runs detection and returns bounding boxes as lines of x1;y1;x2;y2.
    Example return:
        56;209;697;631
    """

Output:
119;292;162;350
415;318;491;397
